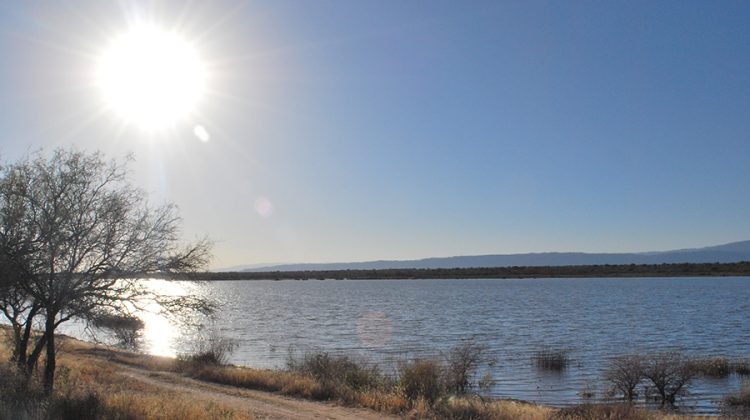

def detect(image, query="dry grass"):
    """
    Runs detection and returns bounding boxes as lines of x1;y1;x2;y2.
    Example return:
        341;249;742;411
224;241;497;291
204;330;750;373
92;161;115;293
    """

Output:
731;359;750;376
722;387;750;419
187;364;326;399
430;397;553;420
0;331;255;420
55;352;255;420
549;403;703;420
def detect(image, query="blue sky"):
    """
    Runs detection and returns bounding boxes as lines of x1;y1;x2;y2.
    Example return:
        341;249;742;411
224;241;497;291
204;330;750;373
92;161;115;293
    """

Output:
0;1;748;268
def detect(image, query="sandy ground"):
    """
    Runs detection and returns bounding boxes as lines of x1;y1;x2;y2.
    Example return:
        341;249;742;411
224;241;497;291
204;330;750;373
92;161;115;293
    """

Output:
113;363;395;420
65;341;397;420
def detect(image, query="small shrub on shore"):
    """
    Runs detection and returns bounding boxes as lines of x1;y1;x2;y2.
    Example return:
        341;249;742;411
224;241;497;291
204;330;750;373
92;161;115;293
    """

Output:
534;348;570;371
399;358;444;403
443;340;491;395
286;351;385;393
179;333;237;367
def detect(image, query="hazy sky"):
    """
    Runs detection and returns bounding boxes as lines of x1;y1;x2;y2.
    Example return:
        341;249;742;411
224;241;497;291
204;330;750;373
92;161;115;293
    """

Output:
0;1;748;268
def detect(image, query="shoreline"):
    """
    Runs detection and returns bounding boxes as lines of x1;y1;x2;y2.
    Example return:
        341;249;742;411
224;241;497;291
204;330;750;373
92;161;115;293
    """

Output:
0;328;721;419
160;261;750;281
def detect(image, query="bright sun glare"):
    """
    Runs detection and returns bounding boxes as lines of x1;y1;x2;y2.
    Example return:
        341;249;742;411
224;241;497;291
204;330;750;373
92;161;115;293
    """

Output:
96;25;205;129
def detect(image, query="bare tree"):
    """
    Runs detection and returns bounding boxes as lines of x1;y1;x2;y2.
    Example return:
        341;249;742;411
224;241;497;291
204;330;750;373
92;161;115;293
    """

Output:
0;149;212;393
0;165;47;374
443;340;490;395
603;354;643;402
642;352;695;408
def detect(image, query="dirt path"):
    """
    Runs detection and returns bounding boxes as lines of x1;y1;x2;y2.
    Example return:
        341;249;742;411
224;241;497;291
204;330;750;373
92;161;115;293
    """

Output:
111;361;397;420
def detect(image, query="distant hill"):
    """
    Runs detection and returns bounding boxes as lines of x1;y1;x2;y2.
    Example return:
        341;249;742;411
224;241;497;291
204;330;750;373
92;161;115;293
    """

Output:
243;240;750;272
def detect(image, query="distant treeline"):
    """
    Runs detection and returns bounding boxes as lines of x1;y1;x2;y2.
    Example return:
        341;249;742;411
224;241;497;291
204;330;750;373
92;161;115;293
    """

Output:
162;261;750;281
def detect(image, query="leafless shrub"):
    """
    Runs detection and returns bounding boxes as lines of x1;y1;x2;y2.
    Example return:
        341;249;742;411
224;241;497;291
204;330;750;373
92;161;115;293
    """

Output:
641;352;695;408
603;354;643;402
443;340;492;395
180;332;237;366
286;350;385;394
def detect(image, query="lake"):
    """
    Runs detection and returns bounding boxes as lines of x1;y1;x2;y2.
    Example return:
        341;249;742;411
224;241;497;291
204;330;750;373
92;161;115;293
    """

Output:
72;276;750;414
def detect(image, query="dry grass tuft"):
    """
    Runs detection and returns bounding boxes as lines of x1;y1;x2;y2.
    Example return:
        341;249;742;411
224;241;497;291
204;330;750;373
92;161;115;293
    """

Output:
436;397;552;420
731;359;750;376
689;357;731;378
354;389;409;414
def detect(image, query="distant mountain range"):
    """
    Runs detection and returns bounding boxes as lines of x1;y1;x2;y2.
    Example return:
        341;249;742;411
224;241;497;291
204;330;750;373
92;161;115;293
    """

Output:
233;240;750;272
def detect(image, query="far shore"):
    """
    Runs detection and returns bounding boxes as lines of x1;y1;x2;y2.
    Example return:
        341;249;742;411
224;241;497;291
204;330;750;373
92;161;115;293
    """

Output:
157;261;750;281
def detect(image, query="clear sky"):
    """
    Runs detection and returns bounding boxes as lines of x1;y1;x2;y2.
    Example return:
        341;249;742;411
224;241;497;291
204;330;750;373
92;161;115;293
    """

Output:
0;1;748;269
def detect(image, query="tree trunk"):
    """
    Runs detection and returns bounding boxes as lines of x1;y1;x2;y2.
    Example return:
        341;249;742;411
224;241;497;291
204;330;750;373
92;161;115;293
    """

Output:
26;331;47;376
43;315;56;394
11;324;23;362
15;304;39;370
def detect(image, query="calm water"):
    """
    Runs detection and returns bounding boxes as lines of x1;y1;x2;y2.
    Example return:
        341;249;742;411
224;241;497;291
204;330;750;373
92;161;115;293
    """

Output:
71;276;750;413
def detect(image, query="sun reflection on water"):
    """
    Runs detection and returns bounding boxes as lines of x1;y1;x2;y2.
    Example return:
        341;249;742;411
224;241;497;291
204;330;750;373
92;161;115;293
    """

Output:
139;309;177;357
136;279;205;357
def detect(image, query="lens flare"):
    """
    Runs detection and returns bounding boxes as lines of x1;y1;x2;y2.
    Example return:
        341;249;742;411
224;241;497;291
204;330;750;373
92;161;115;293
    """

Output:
194;125;210;142
254;196;274;218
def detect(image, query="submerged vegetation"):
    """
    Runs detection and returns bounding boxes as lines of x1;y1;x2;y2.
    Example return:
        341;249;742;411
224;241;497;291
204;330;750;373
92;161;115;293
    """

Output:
534;348;570;372
688;357;732;378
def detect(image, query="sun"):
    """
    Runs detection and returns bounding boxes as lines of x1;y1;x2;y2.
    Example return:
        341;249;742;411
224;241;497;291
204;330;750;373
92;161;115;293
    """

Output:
96;24;206;130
